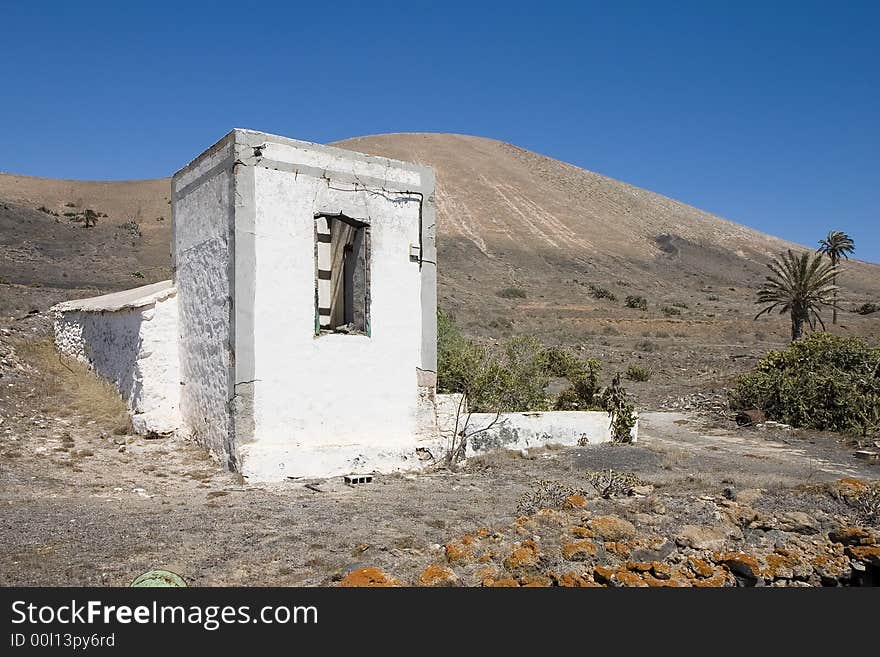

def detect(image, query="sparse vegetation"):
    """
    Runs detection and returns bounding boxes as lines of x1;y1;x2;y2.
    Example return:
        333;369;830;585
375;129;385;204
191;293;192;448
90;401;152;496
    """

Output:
131;271;145;279
438;311;636;458
82;208;98;228
15;339;130;432
854;302;879;316
625;364;651;381
517;480;577;516
662;306;681;316
635;340;658;352
587;283;616;302
37;205;59;216
755;250;839;341
625;295;647;310
585;469;645;499
730;333;880;438
497;287;527;299
601;325;620;336
121;219;141;237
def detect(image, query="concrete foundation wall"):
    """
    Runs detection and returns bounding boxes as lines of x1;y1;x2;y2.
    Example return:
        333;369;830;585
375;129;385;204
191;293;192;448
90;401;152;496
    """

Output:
52;286;180;435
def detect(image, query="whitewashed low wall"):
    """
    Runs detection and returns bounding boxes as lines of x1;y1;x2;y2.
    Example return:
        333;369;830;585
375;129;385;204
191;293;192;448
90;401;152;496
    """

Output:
436;393;637;457
52;281;181;435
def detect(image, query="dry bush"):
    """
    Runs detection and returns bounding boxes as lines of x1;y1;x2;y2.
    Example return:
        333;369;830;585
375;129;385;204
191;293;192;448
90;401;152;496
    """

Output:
16;339;131;432
517;480;578;515
585;469;645;498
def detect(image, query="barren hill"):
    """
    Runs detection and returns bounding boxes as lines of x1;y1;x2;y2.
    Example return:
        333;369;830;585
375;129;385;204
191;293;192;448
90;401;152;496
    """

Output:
2;133;878;403
336;134;880;325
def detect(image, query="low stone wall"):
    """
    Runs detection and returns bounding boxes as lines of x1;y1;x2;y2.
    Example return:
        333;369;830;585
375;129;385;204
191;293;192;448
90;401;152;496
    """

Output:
436;393;637;457
52;281;181;435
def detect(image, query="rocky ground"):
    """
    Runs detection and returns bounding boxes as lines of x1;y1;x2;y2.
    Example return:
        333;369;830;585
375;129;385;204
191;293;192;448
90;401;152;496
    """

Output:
2;321;878;586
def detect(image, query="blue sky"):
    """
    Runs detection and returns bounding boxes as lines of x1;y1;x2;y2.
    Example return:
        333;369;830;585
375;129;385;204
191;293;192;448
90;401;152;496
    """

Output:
2;1;878;262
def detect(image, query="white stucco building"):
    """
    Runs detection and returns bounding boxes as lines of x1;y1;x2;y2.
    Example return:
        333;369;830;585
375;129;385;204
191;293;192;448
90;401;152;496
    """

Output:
56;129;439;481
53;129;634;482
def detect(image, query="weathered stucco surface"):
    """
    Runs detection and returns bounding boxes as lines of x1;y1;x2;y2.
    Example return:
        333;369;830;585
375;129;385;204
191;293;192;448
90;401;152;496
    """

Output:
243;166;428;479
172;144;235;469
52;282;180;435
435;393;637;455
168;129;437;480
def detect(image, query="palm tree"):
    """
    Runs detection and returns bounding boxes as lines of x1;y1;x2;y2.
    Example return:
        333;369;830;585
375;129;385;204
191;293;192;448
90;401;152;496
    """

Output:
817;230;855;325
755;250;839;341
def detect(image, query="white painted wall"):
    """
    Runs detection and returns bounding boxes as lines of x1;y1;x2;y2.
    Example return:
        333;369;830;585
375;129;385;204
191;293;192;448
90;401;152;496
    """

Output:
242;164;427;480
172;167;235;467
435;393;638;456
53;286;180;435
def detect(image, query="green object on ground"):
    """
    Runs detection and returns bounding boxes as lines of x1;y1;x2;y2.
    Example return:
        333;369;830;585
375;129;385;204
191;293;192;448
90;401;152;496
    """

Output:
130;569;187;587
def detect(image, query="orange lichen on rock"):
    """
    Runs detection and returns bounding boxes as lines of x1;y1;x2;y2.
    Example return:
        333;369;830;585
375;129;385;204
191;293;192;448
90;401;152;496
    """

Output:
607;569;649;587
444;540;474;564
551;571;600;587
519;575;553;587
338;568;402;587
562;539;598;561
534;508;570;526
845;545;880;567
563;494;588;509
417;565;459;587
692;572;731;587
593;566;615;584
687;557;716;579
649;561;672;580
475;565;500;582
714;552;761;579
589;515;637;541
625;561;653;572
829;526;874;546
603;541;632;558
570;525;594;538
483;577;520;587
503;539;540;570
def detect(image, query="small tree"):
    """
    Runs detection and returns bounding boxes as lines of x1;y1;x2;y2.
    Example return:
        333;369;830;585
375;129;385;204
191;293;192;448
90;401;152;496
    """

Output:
600;373;637;443
817;230;855;325
755;250;839;341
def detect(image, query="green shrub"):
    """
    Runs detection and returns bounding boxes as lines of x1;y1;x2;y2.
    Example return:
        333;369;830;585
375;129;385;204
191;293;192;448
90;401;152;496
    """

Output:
854;303;879;316
662;306;681;317
625;364;651;381
497;287;527;299
545;346;602;410
438;311;548;412
588;284;616;302
625;295;647;310
729;333;880;436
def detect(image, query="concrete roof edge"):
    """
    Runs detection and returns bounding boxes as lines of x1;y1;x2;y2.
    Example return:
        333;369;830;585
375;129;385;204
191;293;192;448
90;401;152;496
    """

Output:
231;128;436;181
52;280;176;313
